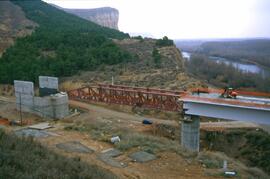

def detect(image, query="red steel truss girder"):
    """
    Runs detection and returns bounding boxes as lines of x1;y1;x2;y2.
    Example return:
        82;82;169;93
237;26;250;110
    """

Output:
68;85;184;111
98;84;184;96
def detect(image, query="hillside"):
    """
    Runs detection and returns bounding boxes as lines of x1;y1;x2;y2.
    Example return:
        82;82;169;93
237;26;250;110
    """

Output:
0;1;37;57
0;0;130;84
60;38;205;91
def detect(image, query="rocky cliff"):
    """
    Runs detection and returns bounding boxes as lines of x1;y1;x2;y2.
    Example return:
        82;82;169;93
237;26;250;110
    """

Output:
60;6;119;30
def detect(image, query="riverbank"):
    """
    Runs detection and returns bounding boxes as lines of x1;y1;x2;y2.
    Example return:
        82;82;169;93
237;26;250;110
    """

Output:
182;51;270;78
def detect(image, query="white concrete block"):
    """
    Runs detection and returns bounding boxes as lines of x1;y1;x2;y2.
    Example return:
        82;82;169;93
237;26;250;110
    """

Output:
14;80;34;96
39;76;58;90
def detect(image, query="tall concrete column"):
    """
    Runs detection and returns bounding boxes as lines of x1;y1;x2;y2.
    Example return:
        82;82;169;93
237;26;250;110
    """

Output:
181;115;200;152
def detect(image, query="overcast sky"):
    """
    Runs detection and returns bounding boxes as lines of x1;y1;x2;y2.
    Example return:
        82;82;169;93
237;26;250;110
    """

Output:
44;0;270;39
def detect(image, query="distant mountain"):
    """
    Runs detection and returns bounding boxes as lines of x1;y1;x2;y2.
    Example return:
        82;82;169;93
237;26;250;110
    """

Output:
175;38;270;52
51;4;119;30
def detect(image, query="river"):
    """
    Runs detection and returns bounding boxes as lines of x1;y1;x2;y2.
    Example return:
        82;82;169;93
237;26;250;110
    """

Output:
182;51;270;78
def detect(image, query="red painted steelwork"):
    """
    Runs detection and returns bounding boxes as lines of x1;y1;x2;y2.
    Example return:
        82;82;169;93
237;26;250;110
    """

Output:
190;88;270;98
68;85;270;112
68;85;186;111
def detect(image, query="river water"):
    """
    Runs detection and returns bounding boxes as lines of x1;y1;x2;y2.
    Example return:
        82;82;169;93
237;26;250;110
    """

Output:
182;51;270;78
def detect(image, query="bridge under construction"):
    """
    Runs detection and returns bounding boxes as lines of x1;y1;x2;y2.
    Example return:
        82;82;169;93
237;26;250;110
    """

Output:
68;84;270;152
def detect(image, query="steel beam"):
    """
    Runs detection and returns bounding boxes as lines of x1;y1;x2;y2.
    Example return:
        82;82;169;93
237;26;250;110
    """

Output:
183;100;270;124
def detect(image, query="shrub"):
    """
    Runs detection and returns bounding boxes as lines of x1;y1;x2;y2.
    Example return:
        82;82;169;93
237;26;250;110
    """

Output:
0;129;117;179
152;48;161;67
156;36;174;47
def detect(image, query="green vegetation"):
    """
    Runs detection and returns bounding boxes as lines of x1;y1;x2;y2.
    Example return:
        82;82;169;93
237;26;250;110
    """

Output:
198;152;223;169
204;129;270;175
0;0;132;84
199;40;270;68
241;131;270;174
186;54;270;92
152;48;161;67
156;36;174;47
132;35;144;42
0;129;117;179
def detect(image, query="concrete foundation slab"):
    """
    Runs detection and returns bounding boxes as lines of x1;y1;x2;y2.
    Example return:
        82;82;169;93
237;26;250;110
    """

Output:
129;151;156;163
98;154;127;168
56;141;94;153
15;129;52;138
101;148;122;158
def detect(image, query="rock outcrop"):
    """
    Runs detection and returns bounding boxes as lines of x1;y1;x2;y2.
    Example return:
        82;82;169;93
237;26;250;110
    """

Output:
58;6;119;30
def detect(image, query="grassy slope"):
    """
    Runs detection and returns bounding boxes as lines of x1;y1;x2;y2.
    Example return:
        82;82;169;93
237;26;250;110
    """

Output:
204;129;270;174
0;0;131;84
0;130;117;179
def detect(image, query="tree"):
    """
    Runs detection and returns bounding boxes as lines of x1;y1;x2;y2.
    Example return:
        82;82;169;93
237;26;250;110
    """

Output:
152;48;161;67
156;36;174;47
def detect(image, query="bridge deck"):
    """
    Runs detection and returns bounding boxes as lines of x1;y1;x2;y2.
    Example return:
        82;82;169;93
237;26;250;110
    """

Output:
183;92;270;110
68;85;270;123
182;92;270;124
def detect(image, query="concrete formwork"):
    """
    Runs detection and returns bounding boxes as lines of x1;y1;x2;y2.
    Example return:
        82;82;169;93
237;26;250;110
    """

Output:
181;115;200;152
50;93;69;119
14;80;34;95
39;76;58;90
33;93;69;119
14;77;69;119
39;76;59;97
14;80;34;112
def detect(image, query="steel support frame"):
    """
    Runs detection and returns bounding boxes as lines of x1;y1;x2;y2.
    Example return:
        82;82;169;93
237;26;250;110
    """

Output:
68;85;184;111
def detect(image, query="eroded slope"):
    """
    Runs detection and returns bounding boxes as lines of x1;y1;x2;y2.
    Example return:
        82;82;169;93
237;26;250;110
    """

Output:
0;1;37;57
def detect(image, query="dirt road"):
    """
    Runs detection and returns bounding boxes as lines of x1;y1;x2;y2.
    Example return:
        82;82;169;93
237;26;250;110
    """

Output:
69;100;179;127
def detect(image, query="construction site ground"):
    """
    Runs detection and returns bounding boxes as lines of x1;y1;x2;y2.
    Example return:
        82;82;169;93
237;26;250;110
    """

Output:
0;96;269;179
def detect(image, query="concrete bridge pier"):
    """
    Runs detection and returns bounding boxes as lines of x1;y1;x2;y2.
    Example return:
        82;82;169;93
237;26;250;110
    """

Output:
181;115;200;152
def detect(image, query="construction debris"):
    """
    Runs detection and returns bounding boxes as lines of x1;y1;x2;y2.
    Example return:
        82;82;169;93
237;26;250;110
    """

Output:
0;117;9;126
224;171;237;176
28;122;52;130
110;136;121;143
142;119;153;125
